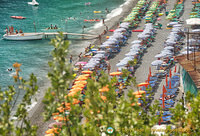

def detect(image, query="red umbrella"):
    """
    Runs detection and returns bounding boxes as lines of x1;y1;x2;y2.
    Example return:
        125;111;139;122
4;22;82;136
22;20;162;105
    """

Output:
169;69;172;78
162;85;166;109
137;82;150;87
169;80;172;89
165;74;168;86
174;65;176;73
149;67;151;77
147;74;150;83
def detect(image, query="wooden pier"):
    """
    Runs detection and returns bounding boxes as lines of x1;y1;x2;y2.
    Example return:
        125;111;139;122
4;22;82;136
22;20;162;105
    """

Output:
43;32;98;39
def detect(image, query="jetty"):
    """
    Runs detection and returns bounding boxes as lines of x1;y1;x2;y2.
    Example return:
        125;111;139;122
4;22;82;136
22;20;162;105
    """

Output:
43;32;98;39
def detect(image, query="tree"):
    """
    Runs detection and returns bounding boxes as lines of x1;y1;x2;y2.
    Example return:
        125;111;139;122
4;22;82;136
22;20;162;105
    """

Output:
0;63;38;136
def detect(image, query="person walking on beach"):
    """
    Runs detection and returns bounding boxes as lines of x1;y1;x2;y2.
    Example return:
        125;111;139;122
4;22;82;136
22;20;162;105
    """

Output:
78;52;82;60
70;55;73;64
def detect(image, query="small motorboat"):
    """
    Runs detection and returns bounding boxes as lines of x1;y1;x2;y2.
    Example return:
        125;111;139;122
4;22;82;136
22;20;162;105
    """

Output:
28;0;39;6
10;16;26;19
3;33;43;41
85;2;91;5
84;19;100;22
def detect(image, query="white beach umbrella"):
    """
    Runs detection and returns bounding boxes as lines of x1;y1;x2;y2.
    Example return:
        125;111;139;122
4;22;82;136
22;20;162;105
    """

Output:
96;50;106;54
181;51;192;54
130;48;140;52
138;34;150;39
155;53;167;58
164;46;174;50
151;60;163;66
132;40;142;44
184;46;194;50
186;18;200;25
131;44;142;49
169;22;178;25
93;53;104;58
192;29;200;32
114;28;126;32
173;24;182;27
125;51;138;56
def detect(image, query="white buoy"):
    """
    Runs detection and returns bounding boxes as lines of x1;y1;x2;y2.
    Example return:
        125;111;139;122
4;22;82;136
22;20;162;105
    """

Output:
28;0;39;6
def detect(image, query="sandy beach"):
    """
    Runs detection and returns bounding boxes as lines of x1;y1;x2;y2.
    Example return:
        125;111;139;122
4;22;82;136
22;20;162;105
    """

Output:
29;0;139;135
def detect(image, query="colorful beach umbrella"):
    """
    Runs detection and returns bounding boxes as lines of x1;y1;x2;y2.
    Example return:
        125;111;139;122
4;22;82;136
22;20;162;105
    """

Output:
70;88;83;93
45;128;60;134
133;90;146;95
99;85;109;92
75;61;87;66
75;76;88;81
109;72;123;76
135;95;142;98
131;102;142;106
74;80;87;85
81;70;93;74
72;84;85;89
137;82;150;87
101;96;107;101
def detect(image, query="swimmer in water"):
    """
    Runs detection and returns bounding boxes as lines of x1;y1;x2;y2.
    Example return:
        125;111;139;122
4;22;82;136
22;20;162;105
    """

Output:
7;68;12;72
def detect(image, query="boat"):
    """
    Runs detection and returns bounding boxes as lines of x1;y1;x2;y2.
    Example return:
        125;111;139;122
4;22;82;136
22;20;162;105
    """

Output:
84;19;100;22
93;11;101;13
28;0;39;6
10;16;26;19
85;2;91;5
3;33;43;41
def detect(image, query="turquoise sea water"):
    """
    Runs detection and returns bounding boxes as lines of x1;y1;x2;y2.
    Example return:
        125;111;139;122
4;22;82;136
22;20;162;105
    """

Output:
0;0;125;89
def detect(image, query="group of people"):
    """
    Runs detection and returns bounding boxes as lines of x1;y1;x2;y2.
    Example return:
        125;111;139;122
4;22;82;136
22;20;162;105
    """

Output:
5;26;23;35
46;24;58;30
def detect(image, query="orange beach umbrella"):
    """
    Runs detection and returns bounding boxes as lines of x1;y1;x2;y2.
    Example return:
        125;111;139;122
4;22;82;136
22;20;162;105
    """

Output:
101;96;107;101
137;82;150;87
69;88;83;93
131;102;142;106
45;128;60;134
75;76;88;81
81;70;93;74
72;84;85;89
133;90;146;95
99;85;109;92
74;80;87;85
109;72;123;76
134;95;142;98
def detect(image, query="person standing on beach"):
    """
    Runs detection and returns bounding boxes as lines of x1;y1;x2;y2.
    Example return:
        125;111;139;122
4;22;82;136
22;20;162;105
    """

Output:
78;52;82;60
99;35;102;44
70;55;73;64
101;16;105;24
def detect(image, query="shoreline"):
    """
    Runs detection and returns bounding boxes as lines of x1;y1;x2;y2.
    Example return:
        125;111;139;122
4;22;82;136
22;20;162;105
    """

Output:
28;0;139;135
